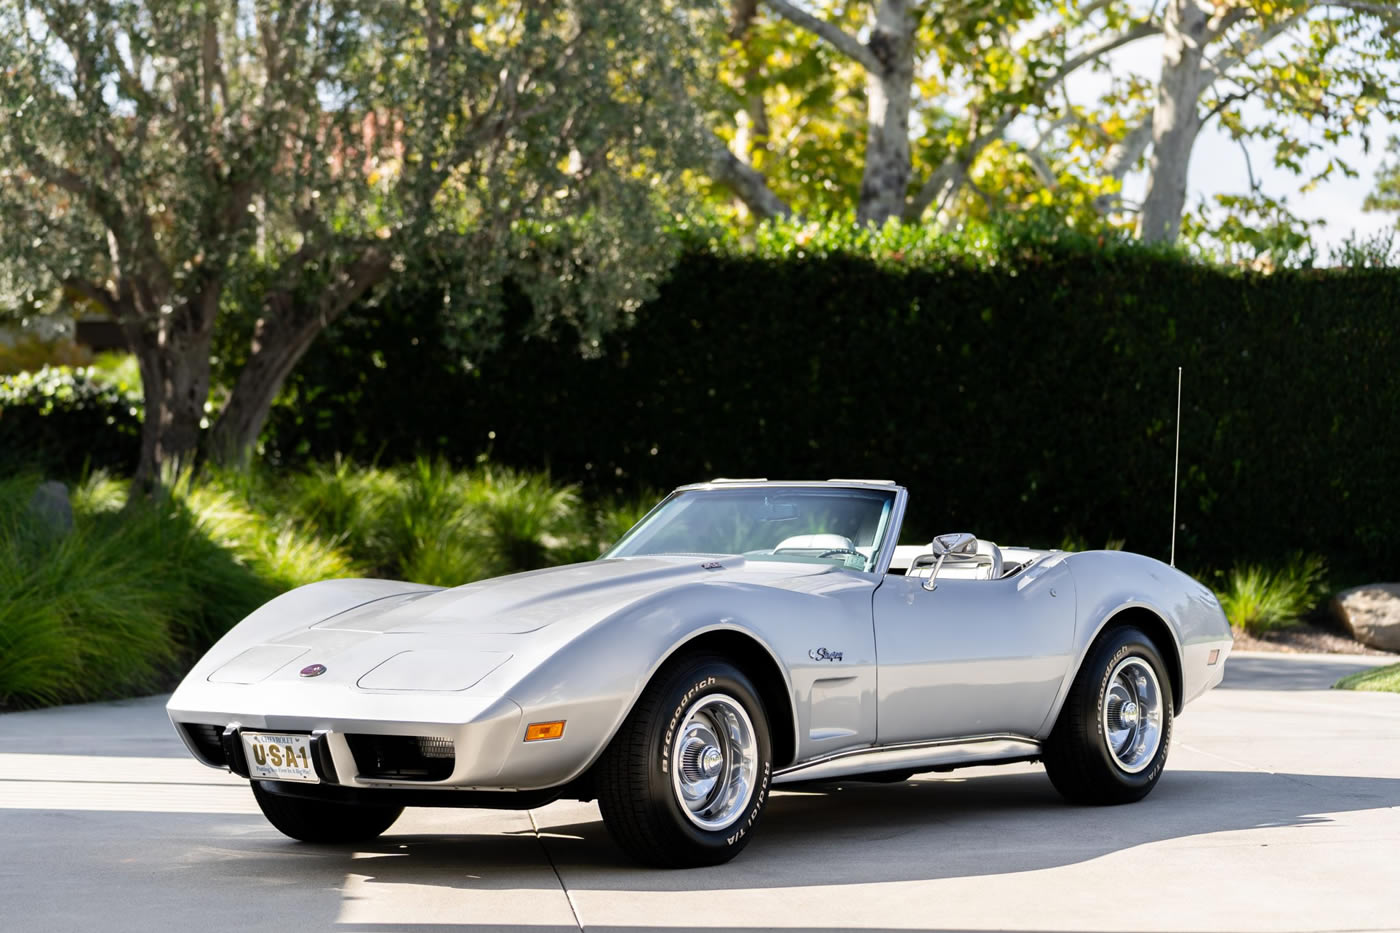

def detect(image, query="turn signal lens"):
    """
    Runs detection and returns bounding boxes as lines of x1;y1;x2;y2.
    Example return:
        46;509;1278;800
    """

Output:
524;721;565;742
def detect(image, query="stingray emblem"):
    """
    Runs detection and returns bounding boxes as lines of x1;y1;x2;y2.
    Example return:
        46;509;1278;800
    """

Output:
299;663;327;678
808;648;843;662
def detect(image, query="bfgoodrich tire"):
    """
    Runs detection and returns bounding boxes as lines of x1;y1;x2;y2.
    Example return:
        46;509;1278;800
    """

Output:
1043;625;1175;805
596;655;774;868
251;781;403;843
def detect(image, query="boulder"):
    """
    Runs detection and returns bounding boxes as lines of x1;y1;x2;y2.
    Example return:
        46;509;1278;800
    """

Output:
27;480;73;535
1332;584;1400;653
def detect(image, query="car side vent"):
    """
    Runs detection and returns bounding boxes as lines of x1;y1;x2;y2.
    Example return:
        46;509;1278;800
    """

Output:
345;734;455;781
183;723;228;767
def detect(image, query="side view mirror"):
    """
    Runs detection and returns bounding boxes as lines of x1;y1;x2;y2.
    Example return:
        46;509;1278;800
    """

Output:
923;532;979;591
931;532;978;558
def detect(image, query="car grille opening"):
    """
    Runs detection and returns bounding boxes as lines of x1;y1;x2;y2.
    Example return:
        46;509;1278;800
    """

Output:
183;723;228;766
345;734;455;781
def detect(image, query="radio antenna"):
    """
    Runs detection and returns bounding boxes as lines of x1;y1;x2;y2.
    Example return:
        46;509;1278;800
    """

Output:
1170;366;1182;568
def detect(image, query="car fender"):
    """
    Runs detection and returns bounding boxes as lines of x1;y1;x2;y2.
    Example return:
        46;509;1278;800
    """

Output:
1037;551;1230;736
490;582;813;791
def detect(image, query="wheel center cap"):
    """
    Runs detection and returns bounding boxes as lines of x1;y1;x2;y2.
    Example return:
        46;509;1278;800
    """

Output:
700;746;723;777
1121;700;1140;723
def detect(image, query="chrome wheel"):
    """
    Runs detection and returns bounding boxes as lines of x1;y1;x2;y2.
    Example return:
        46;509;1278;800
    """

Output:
1102;656;1165;773
670;693;758;831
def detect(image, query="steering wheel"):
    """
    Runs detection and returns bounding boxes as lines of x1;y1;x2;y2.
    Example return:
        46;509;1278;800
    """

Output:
818;548;868;570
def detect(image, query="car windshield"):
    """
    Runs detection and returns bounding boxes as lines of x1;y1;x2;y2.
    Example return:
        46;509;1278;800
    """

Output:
603;486;896;573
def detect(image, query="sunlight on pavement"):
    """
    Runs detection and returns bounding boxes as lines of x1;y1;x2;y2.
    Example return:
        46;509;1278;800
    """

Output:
0;752;255;813
335;870;579;928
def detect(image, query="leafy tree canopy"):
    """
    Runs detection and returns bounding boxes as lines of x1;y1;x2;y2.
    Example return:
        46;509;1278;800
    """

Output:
0;0;716;478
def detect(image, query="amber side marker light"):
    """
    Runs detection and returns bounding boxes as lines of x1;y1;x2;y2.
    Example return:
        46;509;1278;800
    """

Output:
525;721;565;742
1208;649;1221;665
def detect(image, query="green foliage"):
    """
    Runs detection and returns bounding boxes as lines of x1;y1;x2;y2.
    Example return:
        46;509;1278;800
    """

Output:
267;228;1400;581
1329;230;1400;269
0;473;275;708
1216;554;1330;634
241;458;627;586
0;463;653;709
1365;136;1400;219
0;0;718;474
0;365;142;474
708;0;1400;249
0;335;92;375
1334;663;1400;694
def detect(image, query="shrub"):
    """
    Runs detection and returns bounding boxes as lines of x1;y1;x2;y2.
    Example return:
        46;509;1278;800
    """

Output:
1334;663;1400;693
0;474;270;707
1217;553;1329;633
259;459;608;585
0;365;142;475
0;462;648;709
0;336;93;375
267;232;1400;582
177;476;360;595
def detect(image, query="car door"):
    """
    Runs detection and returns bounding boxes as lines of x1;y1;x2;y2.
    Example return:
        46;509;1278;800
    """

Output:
871;556;1076;743
756;569;881;763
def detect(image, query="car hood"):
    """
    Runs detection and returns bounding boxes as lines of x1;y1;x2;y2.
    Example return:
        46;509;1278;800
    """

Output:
316;556;825;635
201;556;831;691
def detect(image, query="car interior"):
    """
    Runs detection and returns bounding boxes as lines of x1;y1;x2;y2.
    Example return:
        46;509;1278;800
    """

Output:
890;540;1052;580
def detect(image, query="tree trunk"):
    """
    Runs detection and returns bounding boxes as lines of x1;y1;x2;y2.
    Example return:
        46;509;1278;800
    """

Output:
126;315;215;490
207;248;392;465
1140;0;1212;244
207;312;323;466
856;0;915;226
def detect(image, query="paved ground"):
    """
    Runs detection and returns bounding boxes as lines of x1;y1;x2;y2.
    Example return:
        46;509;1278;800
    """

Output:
2;650;1398;933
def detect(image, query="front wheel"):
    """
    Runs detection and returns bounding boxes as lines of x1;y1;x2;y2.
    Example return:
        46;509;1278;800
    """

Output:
596;655;773;867
251;781;403;843
1043;625;1174;805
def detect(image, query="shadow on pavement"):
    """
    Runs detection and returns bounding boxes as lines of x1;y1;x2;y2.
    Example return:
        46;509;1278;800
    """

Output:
153;768;1398;891
7;766;1399;931
1220;654;1395;691
526;767;1400;890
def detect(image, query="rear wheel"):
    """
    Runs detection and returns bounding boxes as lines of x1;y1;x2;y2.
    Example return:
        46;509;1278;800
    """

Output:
251;781;403;843
596;655;773;867
1043;625;1174;805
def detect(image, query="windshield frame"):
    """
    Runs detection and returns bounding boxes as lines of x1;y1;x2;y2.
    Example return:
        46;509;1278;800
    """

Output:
602;481;908;576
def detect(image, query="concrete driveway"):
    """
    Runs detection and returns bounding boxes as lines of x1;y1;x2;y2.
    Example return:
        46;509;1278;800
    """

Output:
2;651;1397;933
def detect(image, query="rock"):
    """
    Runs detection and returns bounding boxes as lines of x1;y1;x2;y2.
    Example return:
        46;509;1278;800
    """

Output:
1332;585;1400;653
27;480;73;535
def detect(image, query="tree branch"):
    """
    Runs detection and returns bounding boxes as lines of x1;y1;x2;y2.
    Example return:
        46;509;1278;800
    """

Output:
905;21;1161;221
1106;115;1155;180
1201;12;1306;79
1205;6;1252;41
1044;21;1163;88
761;0;880;71
63;277;118;316
1321;1;1400;19
904;161;962;222
709;139;793;220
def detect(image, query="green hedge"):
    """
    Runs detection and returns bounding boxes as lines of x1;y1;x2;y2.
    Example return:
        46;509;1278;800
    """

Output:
0;366;142;474
267;239;1400;580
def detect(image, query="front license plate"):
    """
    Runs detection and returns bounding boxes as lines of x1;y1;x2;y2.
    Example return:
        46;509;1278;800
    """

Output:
241;732;318;783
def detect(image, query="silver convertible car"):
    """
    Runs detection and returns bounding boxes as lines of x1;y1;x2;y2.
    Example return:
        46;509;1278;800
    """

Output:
169;479;1232;867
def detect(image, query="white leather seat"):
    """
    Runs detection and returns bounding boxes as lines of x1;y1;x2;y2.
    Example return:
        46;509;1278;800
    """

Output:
773;533;856;553
908;538;1004;580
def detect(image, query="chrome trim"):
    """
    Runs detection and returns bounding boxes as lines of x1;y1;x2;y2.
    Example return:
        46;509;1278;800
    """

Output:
870;485;909;578
676;479;908;493
772;733;1041;785
608;481;909;577
1102;656;1164;774
669;693;759;831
